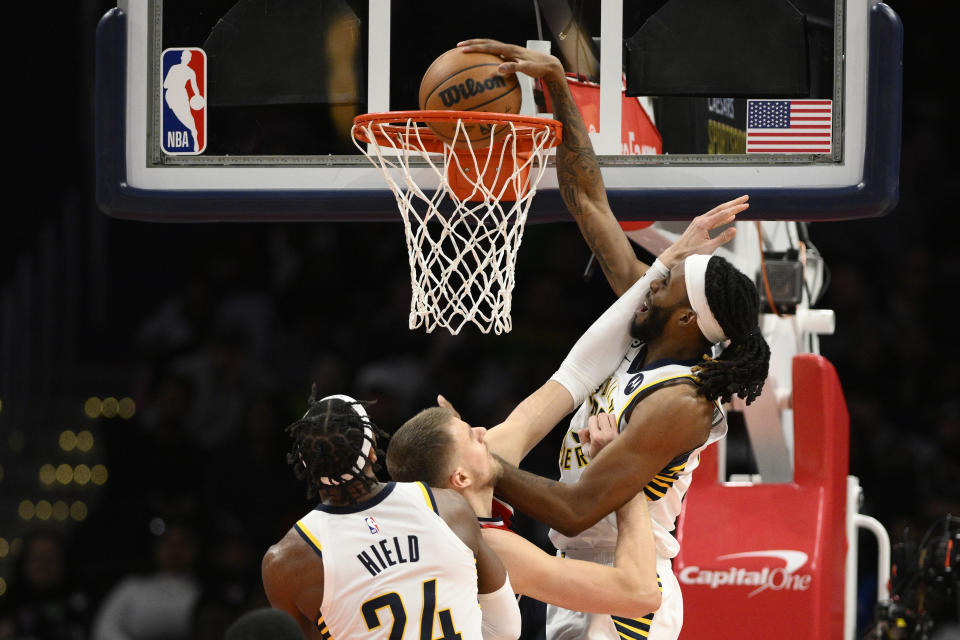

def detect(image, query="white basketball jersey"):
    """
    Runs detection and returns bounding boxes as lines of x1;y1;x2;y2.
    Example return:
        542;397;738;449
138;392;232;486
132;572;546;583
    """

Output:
295;482;483;640
548;341;727;559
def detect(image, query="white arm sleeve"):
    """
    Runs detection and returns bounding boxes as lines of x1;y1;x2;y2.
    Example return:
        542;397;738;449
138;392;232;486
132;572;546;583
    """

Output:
550;259;670;406
479;575;521;640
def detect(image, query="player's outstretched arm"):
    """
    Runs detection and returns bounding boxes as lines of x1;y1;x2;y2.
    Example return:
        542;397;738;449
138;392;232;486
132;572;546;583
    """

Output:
482;492;660;617
459;38;640;294
433;488;521;640
483;258;673;465
462;39;747;296
494;384;714;536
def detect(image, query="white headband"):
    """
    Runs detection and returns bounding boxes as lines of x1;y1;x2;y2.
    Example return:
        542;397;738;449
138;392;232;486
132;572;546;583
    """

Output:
684;254;728;345
309;394;374;486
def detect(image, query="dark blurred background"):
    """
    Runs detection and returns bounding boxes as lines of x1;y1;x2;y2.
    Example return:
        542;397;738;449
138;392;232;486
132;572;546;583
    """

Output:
0;1;957;639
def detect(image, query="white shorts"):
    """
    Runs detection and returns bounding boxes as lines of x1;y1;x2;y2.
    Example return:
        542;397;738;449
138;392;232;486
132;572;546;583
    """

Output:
546;551;682;640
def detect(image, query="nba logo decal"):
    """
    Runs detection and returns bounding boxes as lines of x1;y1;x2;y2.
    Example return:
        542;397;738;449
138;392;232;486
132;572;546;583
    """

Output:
161;48;207;155
364;517;380;534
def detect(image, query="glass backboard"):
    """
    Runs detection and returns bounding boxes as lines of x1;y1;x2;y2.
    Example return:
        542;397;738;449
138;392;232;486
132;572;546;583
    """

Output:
95;0;902;222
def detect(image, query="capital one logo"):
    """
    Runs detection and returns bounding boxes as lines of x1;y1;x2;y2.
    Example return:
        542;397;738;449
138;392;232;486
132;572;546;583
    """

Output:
678;550;812;597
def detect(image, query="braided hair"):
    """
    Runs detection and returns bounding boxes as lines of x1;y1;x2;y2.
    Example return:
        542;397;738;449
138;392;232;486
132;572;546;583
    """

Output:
284;386;388;504
693;257;771;405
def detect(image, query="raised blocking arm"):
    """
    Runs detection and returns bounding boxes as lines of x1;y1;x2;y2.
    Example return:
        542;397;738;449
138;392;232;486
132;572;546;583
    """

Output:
484;260;670;465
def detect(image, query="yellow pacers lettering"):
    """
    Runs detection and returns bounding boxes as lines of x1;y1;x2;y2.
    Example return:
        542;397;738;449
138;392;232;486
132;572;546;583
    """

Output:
560;445;590;470
574;447;589;467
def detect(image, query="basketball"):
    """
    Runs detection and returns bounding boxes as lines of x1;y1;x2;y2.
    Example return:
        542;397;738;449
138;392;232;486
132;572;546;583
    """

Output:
190;95;205;110
419;48;521;148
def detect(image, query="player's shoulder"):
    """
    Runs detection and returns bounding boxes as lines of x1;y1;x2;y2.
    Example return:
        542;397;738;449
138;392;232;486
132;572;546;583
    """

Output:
262;526;325;621
263;526;319;566
670;382;717;420
431;487;475;521
647;378;711;406
263;526;322;577
629;380;715;431
430;488;482;551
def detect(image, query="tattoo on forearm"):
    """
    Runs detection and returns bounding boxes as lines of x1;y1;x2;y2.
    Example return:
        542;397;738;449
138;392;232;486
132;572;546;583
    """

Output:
547;79;603;206
544;76;617;280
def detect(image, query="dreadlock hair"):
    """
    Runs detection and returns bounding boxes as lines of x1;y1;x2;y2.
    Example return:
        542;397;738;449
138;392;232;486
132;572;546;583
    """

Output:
693;256;771;405
284;386;389;504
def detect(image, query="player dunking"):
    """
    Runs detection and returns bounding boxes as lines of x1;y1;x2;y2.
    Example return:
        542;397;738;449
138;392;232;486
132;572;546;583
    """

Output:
450;39;772;640
387;189;747;638
262;390;521;640
386;200;752;626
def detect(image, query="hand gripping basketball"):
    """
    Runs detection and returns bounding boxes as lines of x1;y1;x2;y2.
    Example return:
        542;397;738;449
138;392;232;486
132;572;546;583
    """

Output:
457;39;565;82
419;47;522;148
190;95;205;110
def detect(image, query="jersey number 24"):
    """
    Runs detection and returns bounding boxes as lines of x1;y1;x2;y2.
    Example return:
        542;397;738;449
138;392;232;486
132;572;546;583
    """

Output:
360;578;462;640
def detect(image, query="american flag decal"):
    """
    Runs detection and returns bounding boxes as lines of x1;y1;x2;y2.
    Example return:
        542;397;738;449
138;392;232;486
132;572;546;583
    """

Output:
746;99;832;153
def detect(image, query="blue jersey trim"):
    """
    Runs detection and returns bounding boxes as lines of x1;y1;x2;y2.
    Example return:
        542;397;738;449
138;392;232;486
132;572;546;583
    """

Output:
314;482;397;514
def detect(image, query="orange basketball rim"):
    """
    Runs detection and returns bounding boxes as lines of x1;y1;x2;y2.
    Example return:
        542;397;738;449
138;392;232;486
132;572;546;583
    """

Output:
352;110;561;202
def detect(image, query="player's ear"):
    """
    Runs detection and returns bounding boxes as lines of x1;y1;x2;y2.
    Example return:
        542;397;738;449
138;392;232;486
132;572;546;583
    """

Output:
677;308;699;327
448;467;470;491
368;448;378;464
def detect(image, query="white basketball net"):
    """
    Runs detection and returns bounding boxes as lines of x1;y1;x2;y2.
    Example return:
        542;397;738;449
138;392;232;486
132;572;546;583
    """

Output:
353;116;558;334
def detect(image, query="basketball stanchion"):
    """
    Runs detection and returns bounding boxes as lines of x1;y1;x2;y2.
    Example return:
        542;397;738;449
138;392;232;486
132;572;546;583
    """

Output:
352;111;561;335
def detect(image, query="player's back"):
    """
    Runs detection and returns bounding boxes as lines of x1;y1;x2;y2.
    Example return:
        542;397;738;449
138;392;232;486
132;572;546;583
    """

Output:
295;481;482;640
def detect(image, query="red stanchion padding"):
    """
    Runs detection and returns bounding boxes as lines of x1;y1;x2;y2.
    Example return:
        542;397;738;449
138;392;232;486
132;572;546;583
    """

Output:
674;354;850;640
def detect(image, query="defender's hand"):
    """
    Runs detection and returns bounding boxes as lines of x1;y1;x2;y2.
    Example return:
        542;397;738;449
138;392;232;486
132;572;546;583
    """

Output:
578;412;619;459
458;39;564;82
437;394;462;420
659;196;749;269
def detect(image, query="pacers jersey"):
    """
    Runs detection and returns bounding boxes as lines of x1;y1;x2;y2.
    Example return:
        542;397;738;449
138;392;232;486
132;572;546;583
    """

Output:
295;482;483;640
549;342;727;559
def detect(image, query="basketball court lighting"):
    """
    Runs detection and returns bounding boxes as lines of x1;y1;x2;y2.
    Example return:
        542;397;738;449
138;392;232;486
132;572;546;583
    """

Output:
84;397;102;418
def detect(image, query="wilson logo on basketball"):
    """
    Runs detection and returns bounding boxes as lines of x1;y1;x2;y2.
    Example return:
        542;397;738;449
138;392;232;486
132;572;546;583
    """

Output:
438;76;509;108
